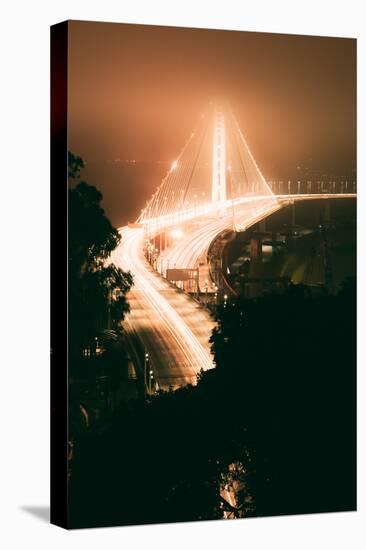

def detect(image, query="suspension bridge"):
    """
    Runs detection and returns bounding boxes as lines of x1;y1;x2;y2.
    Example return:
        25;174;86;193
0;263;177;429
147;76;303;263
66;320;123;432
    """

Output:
111;104;356;391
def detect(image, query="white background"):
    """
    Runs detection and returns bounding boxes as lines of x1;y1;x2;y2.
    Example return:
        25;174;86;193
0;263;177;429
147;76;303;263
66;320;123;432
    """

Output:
1;0;365;548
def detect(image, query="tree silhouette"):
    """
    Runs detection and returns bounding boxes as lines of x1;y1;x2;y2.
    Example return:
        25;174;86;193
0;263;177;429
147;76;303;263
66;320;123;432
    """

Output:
68;151;85;179
68;152;133;368
67;153;355;526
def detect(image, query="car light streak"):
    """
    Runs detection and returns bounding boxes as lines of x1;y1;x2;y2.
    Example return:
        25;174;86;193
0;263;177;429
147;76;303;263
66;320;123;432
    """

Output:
111;227;215;382
112;193;355;390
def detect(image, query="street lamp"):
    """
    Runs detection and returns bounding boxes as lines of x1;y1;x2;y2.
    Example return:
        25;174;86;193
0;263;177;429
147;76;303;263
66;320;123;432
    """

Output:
212;284;218;310
149;369;154;395
160;253;164;276
224;293;228;307
144;352;149;393
94;336;102;356
195;268;199;299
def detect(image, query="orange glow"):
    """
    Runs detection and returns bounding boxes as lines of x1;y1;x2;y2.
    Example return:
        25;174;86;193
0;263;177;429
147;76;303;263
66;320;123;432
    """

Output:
170;228;184;240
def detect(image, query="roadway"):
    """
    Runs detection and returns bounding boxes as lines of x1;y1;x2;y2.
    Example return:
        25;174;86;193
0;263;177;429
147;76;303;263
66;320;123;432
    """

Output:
111;227;215;390
112;193;355;390
160;197;283;285
159;194;356;284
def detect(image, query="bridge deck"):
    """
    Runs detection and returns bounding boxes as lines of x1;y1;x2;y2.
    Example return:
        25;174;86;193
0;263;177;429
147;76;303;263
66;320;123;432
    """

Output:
112;228;215;391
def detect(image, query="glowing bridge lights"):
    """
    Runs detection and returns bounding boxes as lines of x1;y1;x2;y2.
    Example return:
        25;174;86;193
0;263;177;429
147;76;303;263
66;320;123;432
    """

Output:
170;228;184;240
112;227;214;376
113;105;355;393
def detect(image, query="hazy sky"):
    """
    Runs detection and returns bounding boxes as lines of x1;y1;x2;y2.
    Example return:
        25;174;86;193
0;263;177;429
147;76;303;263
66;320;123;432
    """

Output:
68;20;356;226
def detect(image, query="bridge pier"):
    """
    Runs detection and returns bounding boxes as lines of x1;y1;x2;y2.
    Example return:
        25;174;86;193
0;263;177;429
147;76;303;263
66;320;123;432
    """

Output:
250;237;263;263
208;230;236;293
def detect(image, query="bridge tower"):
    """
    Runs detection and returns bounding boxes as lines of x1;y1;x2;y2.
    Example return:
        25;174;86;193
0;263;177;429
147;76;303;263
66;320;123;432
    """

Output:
211;108;227;207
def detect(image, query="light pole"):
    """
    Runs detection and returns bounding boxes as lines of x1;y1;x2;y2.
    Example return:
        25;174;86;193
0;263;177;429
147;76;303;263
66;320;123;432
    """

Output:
212;284;218;311
195;267;199;299
144;352;149;394
224;293;228;307
149;368;154;395
204;280;208;305
160;254;164;276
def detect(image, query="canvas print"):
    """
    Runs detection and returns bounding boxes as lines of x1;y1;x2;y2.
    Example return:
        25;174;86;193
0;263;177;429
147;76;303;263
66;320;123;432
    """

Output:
51;20;356;529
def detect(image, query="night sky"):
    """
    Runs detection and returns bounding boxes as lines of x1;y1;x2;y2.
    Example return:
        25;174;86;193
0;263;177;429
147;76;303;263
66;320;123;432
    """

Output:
68;20;356;227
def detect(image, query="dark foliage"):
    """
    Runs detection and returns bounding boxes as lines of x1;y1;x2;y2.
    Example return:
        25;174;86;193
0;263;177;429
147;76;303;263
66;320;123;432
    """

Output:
209;279;356;517
68;154;133;364
69;279;356;528
68;151;85;179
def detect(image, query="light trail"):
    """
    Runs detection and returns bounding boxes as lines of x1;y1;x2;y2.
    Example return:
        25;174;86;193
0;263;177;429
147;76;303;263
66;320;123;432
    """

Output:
111;226;215;390
159;194;356;275
112;101;356;391
113;193;355;390
161;197;282;273
140;193;356;235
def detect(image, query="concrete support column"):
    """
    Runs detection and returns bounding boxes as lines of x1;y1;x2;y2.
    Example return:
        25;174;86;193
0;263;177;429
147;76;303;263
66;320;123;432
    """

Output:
250;237;262;262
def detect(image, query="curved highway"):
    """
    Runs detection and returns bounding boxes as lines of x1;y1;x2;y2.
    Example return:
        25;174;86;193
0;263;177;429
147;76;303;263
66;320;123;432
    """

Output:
113;193;355;390
160;194;356;276
111;226;215;390
162;197;282;276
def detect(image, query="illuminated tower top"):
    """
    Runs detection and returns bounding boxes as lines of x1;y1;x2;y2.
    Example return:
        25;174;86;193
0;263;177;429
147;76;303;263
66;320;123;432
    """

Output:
211;108;227;207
